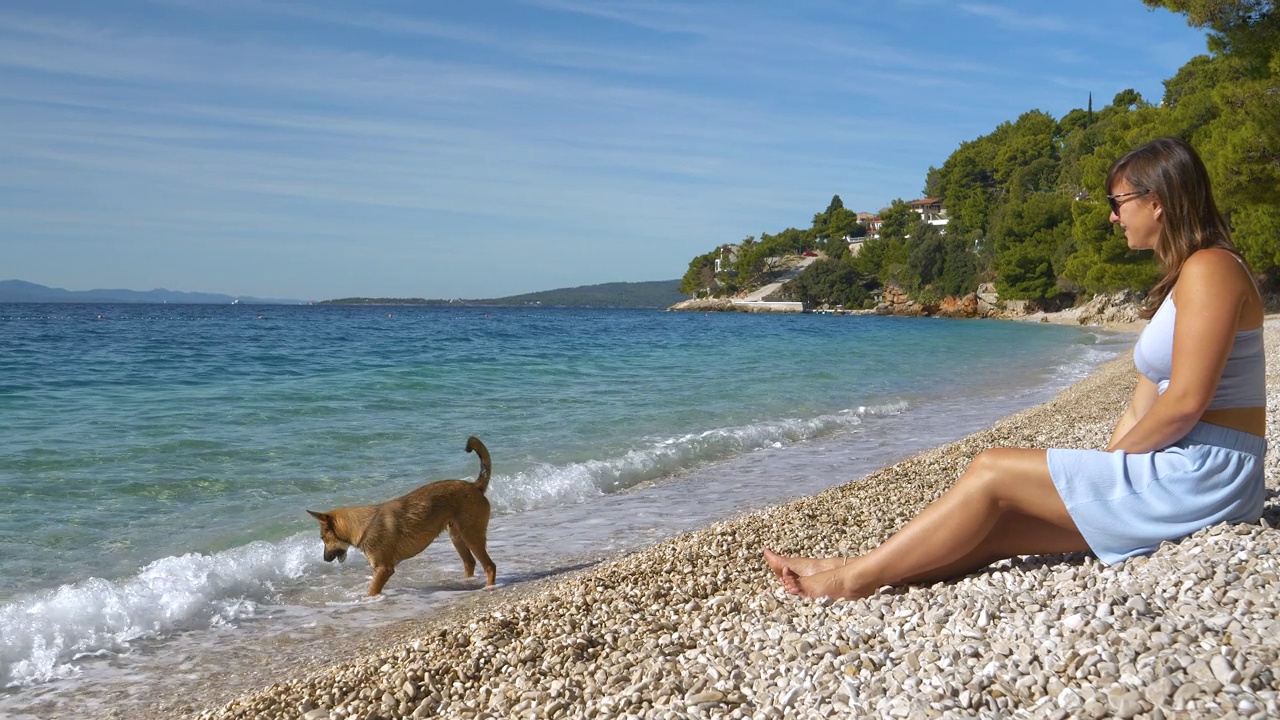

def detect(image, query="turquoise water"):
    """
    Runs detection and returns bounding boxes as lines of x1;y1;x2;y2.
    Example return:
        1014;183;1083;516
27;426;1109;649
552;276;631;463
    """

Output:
0;303;1127;698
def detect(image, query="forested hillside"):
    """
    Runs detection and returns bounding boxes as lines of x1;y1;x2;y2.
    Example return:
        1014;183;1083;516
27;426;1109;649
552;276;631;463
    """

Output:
680;0;1278;310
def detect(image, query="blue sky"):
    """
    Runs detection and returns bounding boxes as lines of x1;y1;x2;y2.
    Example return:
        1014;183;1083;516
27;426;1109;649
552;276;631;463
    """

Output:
2;1;1208;301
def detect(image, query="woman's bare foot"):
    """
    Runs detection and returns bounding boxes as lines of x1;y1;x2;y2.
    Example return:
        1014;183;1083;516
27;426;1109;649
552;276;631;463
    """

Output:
763;548;846;580
780;566;870;600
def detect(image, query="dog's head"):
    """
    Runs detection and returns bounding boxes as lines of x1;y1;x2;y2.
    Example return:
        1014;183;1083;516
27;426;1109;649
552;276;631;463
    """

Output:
307;510;349;563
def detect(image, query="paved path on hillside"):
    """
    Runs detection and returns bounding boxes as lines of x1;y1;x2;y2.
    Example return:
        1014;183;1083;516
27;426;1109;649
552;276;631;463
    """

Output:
739;256;818;301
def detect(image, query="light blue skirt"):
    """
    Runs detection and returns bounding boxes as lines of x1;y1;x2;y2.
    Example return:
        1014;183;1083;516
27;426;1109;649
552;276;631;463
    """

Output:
1047;422;1266;565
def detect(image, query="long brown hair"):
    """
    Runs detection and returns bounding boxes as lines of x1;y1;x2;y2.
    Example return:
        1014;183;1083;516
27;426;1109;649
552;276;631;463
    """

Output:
1106;137;1237;319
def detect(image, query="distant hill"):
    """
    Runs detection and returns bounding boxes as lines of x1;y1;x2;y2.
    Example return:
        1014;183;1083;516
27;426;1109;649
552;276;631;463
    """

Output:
0;280;299;305
321;280;686;308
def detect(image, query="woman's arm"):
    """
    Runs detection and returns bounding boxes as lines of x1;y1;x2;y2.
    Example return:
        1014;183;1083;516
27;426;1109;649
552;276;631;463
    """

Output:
1107;249;1251;454
1106;375;1158;451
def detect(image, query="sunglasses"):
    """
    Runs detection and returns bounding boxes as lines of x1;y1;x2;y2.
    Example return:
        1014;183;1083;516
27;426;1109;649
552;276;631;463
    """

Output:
1106;190;1150;214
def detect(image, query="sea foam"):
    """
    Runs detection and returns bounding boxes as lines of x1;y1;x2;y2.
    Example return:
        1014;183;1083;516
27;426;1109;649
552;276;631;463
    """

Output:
487;402;907;512
0;537;319;687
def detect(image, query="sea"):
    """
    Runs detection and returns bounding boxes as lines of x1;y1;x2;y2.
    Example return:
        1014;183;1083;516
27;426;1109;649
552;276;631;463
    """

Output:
0;303;1132;717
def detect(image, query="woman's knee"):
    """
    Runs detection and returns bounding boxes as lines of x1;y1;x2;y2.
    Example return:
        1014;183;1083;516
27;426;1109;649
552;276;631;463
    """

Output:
961;449;1052;508
962;449;1011;486
952;450;1005;505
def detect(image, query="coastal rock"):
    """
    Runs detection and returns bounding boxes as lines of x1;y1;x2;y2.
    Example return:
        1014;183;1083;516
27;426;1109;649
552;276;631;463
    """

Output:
875;286;998;319
935;292;999;319
1071;290;1145;326
874;285;930;316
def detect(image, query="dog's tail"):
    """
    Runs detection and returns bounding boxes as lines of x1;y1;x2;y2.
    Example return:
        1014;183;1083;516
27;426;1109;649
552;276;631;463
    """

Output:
466;436;491;493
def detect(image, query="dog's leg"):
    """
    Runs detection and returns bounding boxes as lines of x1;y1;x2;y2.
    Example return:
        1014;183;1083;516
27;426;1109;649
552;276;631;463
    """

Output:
475;547;496;587
448;523;477;578
368;565;395;596
455;523;497;586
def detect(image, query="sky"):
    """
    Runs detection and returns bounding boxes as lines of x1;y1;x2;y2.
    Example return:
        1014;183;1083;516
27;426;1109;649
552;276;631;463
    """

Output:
1;1;1211;302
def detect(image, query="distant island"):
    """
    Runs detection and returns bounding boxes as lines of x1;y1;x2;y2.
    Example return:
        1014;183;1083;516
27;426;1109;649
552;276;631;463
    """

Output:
319;280;685;309
0;280;301;305
0;278;687;309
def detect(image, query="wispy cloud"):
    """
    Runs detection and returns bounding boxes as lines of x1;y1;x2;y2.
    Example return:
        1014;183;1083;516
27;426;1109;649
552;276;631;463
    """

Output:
956;3;1082;35
0;1;1209;298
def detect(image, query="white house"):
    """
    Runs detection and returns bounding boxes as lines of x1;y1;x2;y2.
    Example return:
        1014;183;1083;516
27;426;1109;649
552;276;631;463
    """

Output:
909;197;949;227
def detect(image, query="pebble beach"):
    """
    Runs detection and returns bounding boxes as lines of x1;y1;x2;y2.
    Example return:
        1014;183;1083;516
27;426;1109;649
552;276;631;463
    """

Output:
154;324;1280;720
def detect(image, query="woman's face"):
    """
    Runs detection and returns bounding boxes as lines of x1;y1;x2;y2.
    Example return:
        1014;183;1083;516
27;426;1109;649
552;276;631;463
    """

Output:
1108;177;1162;251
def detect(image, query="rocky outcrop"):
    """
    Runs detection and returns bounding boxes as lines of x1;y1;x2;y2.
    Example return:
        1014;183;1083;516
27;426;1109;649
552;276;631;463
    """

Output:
873;283;1144;325
936;293;991;319
1003;290;1146;326
1070;290;1146;325
873;286;929;316
874;286;998;319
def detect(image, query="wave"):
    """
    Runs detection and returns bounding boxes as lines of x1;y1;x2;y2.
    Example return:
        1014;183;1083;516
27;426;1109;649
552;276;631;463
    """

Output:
487;401;908;512
0;537;321;688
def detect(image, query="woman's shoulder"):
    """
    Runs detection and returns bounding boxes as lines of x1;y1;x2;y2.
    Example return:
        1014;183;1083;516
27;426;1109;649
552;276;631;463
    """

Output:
1175;248;1261;317
1184;246;1242;266
1180;247;1250;283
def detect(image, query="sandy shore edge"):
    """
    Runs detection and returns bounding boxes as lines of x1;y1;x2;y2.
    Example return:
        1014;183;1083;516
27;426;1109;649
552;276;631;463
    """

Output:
155;325;1280;718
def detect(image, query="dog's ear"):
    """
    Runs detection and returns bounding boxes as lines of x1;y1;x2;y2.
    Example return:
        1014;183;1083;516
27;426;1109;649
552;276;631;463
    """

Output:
307;510;330;524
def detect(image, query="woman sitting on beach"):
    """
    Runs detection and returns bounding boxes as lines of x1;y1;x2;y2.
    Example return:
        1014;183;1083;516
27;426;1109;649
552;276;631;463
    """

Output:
765;136;1267;600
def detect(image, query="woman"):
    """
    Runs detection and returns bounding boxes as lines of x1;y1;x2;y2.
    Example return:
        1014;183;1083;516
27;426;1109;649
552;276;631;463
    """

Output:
765;137;1266;599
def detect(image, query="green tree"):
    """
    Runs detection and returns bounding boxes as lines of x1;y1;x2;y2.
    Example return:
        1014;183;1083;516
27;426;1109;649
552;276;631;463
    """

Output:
785;256;872;308
908;222;946;288
931;138;999;233
994;242;1059;301
937;233;980;297
824;207;860;257
679;250;719;296
734;228;811;288
1057;107;1092;137
992;110;1059;186
1156;54;1227;140
1061;201;1161;294
877;200;916;242
850;235;889;286
869;200;917;286
990;193;1075;301
1232;205;1280;280
1145;1;1280;273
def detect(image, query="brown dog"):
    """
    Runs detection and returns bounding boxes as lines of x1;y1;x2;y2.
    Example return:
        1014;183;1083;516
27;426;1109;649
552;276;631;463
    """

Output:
307;436;496;596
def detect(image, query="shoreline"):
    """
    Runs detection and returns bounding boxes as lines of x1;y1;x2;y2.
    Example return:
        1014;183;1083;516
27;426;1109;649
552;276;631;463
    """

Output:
172;328;1280;718
667;296;1150;332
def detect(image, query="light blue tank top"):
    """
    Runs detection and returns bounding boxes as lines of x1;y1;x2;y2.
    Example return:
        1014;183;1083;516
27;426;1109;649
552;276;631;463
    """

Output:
1132;294;1265;409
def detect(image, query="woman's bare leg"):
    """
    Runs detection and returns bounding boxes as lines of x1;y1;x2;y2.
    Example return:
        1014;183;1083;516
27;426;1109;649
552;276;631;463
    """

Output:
777;448;1088;599
768;509;1083;584
893;508;1087;585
